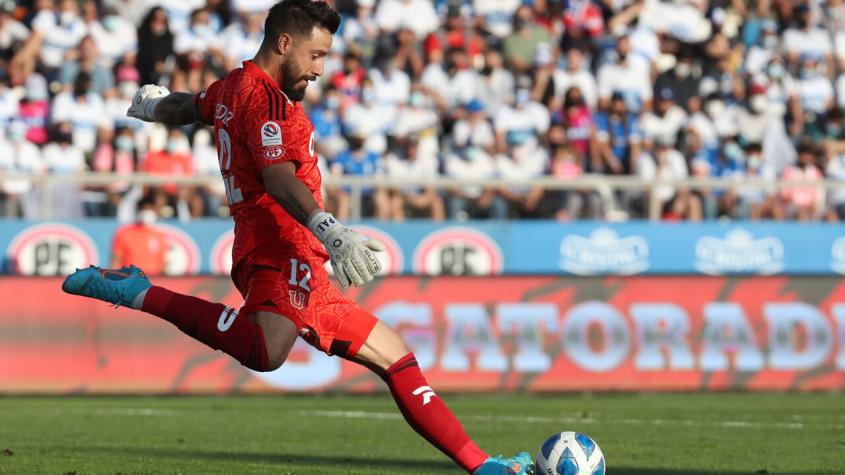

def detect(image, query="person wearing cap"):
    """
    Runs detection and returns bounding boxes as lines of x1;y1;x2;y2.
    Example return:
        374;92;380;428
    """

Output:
783;3;833;76
641;87;687;149
445;99;499;219
595;91;641;174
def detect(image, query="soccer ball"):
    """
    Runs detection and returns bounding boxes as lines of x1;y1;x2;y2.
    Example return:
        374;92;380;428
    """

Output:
535;431;605;475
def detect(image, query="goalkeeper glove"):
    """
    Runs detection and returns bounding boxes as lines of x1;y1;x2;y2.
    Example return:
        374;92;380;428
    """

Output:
126;84;170;122
307;211;384;288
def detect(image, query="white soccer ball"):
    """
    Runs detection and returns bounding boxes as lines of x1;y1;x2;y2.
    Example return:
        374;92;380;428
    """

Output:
535;431;605;475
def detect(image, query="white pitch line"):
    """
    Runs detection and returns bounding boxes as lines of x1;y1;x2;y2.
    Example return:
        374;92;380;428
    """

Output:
300;410;844;431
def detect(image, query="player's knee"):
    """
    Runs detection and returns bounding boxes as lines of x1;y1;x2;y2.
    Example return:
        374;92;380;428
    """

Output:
264;349;288;371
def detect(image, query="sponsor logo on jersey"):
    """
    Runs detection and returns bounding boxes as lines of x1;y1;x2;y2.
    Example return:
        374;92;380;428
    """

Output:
559;228;649;275
694;229;784;275
264;145;285;160
831;237;845;274
261;121;282;146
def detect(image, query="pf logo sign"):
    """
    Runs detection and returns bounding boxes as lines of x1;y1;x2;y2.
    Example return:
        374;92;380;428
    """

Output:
413;227;503;276
7;223;99;276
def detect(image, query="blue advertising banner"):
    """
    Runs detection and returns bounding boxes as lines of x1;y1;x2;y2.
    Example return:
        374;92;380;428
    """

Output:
0;219;842;276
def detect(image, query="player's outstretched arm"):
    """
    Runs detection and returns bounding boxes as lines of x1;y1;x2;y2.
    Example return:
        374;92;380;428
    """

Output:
126;85;199;126
262;162;384;288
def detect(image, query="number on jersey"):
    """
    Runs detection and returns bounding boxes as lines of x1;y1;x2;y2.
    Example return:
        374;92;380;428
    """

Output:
217;129;243;204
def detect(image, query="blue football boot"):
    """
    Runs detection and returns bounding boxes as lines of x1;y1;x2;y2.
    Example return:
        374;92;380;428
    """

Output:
62;265;151;309
474;451;535;475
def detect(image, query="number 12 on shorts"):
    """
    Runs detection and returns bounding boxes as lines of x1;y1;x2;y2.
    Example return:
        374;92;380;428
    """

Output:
289;258;312;292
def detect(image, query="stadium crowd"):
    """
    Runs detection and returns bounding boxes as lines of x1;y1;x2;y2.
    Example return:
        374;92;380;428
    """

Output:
0;0;844;222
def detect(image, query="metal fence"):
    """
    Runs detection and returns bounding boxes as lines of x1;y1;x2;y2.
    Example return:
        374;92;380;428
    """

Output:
0;172;840;221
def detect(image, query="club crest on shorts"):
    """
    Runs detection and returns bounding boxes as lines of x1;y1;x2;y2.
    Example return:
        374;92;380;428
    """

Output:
261;121;282;146
289;289;307;309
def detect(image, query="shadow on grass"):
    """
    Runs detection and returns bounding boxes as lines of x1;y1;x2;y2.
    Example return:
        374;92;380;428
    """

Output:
58;446;841;475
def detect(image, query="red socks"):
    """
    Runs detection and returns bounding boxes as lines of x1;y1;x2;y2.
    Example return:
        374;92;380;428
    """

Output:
141;286;269;371
383;354;488;473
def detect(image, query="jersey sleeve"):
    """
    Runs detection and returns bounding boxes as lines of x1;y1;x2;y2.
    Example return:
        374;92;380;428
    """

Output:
244;115;309;172
194;80;223;125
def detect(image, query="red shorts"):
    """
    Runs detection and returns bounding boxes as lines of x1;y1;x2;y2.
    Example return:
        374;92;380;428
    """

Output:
231;253;377;358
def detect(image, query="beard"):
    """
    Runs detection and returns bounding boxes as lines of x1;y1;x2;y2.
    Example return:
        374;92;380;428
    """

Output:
281;59;308;102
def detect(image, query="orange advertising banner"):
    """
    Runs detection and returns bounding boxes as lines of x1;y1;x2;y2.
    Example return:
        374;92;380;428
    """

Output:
1;276;843;393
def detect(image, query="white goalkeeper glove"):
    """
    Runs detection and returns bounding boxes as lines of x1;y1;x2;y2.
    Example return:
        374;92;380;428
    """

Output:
307;211;384;288
126;84;170;122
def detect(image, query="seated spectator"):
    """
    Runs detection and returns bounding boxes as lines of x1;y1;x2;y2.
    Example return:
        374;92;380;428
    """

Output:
594;91;641;174
782;3;833;74
639;137;701;221
89;7;137;66
559;86;594;170
142;128;194;209
528;144;602;220
191;127;228;217
59;36;114;96
342;78;390;153
329;130;388;220
172;8;224;92
111;196;169;277
641;88;688;149
780;142;824;221
384;136;444;221
50;71;109;153
374;0;438;39
653;49;701;112
0;121;43;218
331;50;366;109
136;7;174;86
220;11;264;70
598;34;652;113
42;123;86;219
504;5;554;73
17;74;49;145
445;100;499;219
552;44;598;111
30;0;88;77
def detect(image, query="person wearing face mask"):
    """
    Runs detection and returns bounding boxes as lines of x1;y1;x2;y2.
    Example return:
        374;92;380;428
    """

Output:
0;120;43;217
141;127;194;198
173;8;226;91
110;196;169;276
654;50;700;113
88;7;138;66
782;4;834;76
50;71;108;153
59;36;114;96
329;129;389;220
597;34;652;113
790;57;834;138
30;0;88;74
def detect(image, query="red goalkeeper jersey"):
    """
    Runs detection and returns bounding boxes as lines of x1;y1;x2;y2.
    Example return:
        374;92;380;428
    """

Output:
195;60;327;272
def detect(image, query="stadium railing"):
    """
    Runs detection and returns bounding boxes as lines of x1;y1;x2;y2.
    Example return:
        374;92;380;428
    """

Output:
0;172;837;220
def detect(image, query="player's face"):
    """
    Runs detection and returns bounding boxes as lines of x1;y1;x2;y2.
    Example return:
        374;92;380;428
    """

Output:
282;27;332;102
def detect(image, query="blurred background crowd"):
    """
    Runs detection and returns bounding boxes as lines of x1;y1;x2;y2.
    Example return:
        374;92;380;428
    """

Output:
1;0;845;222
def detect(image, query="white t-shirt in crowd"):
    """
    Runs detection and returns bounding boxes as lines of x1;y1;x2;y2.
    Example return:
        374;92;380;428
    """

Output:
598;60;652;112
783;27;832;59
221;22;264;64
32;11;88;68
638;148;688;203
89;16;138;64
42;142;86;173
175;25;220;54
375;0;438;38
0;17;29;51
51;92;110;153
0;139;43;194
473;0;520;37
553;68;598;109
795;75;834;114
641;105;688;144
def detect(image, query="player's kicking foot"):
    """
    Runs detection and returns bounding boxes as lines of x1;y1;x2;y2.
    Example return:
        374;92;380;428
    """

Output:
474;451;535;475
62;265;151;309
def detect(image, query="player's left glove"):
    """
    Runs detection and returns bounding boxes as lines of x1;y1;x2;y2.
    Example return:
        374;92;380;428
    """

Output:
307;211;384;288
126;84;170;122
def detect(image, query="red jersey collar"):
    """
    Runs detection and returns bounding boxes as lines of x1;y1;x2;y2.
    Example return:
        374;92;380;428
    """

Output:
243;60;293;106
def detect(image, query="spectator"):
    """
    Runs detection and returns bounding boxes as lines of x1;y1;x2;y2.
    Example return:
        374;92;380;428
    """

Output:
0;121;43;217
474;0;520;38
329;130;388;220
17;74;49;145
331;51;366;109
110;196;169;276
641;88;688;148
504;5;554;73
30;0;88;76
0;1;29;77
342;78;391;153
42;123;86;219
595;91;642;174
220;12;264;70
479;48;515;117
384;136;444;221
142;127;194;207
559;86;594;169
59;36;115;95
782;3;834;75
445;100;499;219
173;8;224;91
0;77;17;133
375;0;438;38
598;34;652;113
88;7;137;66
51;71;109;153
780;142;824;221
529;144;601;220
551;44;598;110
639;137;701;221
653;49;701;113
136;7;174;86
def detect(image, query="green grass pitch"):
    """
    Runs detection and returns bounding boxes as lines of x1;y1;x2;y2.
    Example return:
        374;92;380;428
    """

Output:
0;393;842;474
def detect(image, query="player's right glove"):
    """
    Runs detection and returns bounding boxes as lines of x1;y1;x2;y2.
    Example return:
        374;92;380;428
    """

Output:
126;84;170;122
307;211;384;288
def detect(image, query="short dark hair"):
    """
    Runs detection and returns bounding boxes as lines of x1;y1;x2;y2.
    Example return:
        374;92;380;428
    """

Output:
263;0;340;47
